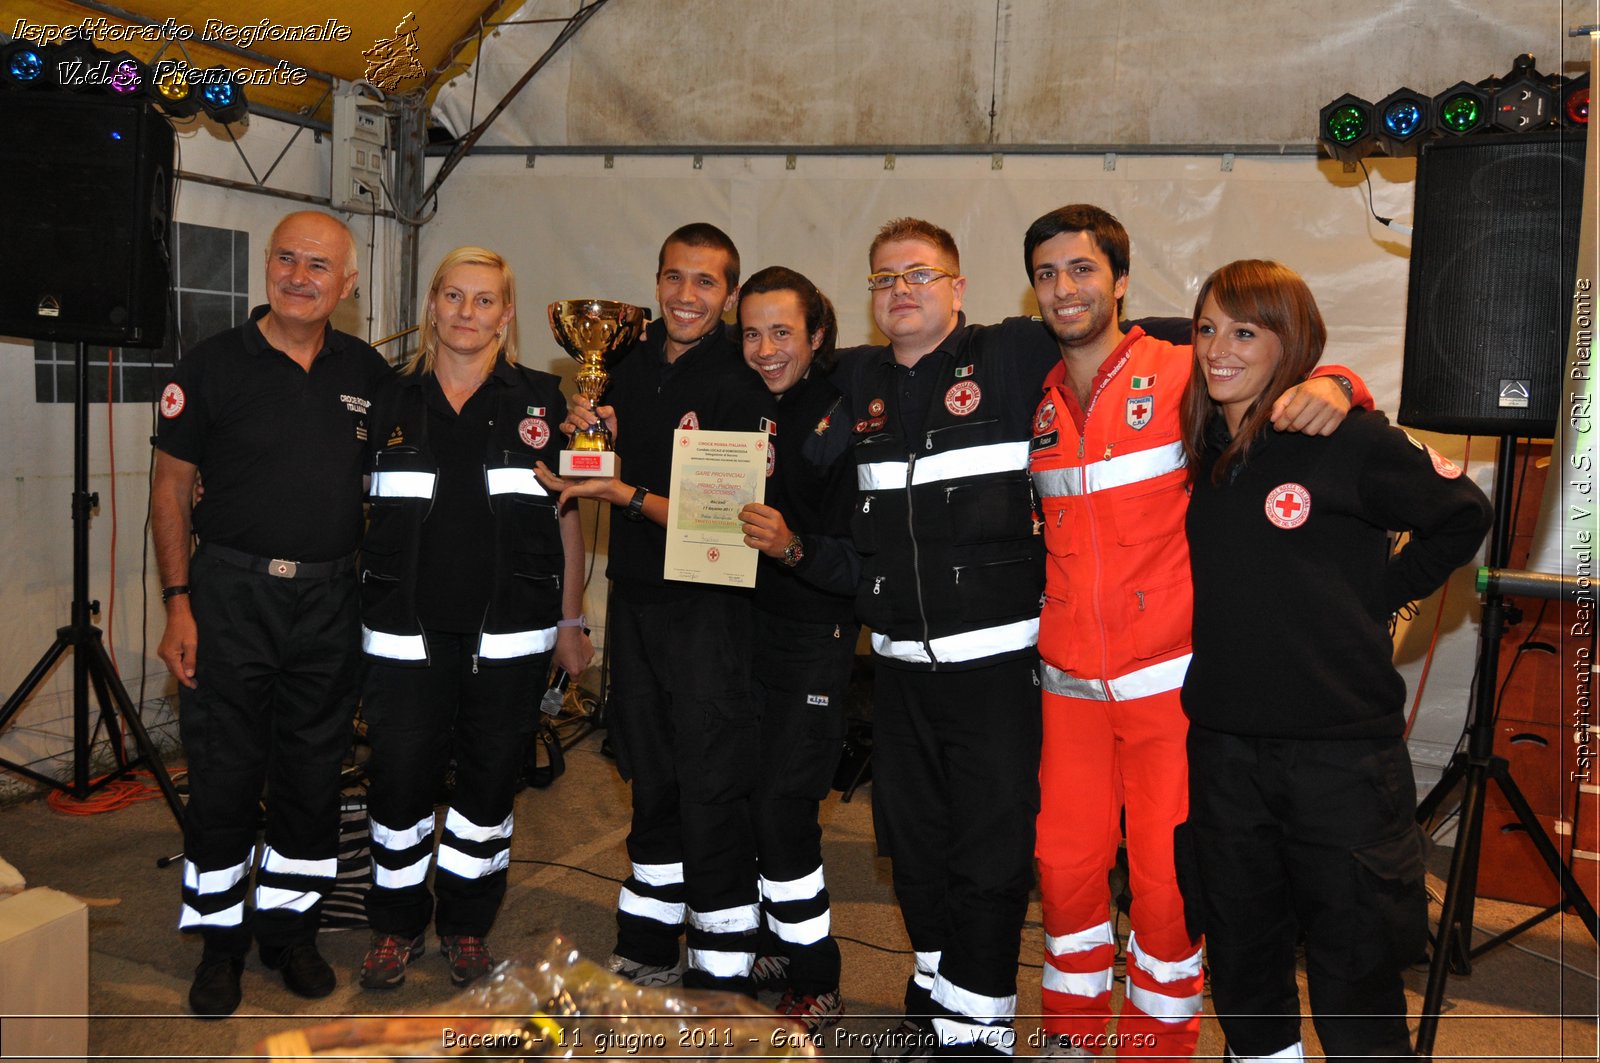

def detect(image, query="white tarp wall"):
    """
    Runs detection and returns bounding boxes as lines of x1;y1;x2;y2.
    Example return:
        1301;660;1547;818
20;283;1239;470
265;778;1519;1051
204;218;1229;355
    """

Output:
432;0;1594;149
419;147;1499;789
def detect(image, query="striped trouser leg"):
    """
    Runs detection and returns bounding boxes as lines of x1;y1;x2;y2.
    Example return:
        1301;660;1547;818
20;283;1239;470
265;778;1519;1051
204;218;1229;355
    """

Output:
366;811;437;934
433;807;514;936
616;859;687;964
759;865;838;992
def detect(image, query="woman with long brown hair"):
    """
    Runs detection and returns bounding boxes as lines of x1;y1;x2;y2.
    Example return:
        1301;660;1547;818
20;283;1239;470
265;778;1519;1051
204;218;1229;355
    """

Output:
1179;260;1490;1061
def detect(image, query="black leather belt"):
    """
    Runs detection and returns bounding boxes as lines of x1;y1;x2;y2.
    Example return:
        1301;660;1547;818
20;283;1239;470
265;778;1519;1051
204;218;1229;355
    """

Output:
198;542;356;580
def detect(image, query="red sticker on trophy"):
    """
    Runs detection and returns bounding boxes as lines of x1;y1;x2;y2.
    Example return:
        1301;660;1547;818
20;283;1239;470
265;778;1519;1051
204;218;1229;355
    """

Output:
678;411;699;430
1264;483;1312;529
518;417;550;449
159;383;186;419
945;380;981;416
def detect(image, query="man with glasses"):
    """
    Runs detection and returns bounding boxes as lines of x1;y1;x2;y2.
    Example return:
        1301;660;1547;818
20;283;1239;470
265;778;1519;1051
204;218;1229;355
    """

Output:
836;217;1055;1058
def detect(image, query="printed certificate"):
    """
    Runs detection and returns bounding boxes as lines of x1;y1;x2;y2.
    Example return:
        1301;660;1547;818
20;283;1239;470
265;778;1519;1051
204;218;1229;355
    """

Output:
663;429;768;587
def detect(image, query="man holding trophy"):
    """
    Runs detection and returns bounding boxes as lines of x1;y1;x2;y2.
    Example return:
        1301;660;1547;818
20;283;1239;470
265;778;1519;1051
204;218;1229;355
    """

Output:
539;223;777;995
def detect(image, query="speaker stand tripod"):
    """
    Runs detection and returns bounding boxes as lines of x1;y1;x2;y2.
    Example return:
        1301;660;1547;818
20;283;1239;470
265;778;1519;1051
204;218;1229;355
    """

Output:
1412;435;1596;1057
0;341;184;828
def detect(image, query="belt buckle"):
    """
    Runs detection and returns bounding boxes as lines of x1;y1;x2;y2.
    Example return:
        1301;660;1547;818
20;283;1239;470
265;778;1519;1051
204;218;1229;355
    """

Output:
269;558;298;578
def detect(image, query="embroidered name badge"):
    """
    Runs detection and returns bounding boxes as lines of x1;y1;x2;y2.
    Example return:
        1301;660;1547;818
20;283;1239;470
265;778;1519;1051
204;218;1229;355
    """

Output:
1030;430;1059;453
1125;395;1153;431
519;417;550;449
945;380;981;416
159;382;185;418
1265;483;1312;529
806;694;830;706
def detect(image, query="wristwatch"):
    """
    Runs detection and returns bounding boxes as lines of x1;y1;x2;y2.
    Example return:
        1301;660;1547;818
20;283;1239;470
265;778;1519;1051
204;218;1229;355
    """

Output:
624;485;648;522
781;534;804;568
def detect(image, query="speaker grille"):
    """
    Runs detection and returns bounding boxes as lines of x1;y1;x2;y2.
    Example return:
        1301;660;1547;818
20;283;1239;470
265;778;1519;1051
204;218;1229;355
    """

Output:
0;94;173;346
1400;132;1584;436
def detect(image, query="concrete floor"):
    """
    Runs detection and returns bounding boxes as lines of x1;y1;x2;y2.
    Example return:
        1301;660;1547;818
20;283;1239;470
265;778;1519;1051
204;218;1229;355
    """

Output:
0;718;1596;1061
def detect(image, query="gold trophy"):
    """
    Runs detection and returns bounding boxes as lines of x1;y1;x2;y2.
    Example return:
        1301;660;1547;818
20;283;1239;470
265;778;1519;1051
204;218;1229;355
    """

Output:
548;299;646;478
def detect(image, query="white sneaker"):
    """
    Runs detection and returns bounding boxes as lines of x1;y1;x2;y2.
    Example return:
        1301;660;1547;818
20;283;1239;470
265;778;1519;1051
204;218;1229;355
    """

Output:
1038;1034;1097;1059
604;952;685;987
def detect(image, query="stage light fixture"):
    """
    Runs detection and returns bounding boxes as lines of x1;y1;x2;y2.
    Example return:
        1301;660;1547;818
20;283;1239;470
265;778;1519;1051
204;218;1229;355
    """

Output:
1433;81;1491;135
196;67;248;124
105;52;148;98
1;41;52;87
1491;57;1556;133
148;64;200;117
1375;87;1432;157
1562;73;1589;127
1318;93;1376;162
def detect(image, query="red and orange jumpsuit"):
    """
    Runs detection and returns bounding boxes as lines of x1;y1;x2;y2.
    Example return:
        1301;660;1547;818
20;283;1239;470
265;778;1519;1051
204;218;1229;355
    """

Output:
1029;327;1203;1057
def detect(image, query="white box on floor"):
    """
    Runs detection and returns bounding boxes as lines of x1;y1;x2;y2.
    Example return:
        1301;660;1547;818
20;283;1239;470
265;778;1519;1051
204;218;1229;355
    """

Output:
0;886;88;1063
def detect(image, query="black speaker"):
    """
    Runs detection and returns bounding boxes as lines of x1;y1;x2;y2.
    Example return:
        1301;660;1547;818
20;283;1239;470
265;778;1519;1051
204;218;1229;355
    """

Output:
1399;131;1584;436
0;93;174;347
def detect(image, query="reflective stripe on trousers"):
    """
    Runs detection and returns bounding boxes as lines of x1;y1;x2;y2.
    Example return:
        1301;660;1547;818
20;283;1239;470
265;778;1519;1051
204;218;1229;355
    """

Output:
1039;655;1190;701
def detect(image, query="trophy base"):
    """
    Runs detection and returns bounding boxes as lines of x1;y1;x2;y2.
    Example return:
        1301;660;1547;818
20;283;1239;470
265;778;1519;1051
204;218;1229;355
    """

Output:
560;449;619;479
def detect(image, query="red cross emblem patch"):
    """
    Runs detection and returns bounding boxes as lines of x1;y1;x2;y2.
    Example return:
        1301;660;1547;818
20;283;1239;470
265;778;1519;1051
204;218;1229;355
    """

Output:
159;382;186;419
945;380;982;416
1125;395;1152;431
1035;399;1057;435
518;417;550;449
1265;482;1312;529
868;398;885;417
678;411;699;430
1426;446;1463;479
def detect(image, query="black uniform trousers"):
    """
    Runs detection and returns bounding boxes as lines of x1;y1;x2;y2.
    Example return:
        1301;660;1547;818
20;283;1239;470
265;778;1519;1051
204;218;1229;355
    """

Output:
178;544;362;957
607;583;760;993
1185;725;1426;1062
362;631;549;939
752;612;858;995
871;655;1042;1056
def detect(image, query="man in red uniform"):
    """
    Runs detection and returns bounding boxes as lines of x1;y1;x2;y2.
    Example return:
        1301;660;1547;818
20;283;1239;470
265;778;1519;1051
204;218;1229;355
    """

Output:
1024;205;1368;1059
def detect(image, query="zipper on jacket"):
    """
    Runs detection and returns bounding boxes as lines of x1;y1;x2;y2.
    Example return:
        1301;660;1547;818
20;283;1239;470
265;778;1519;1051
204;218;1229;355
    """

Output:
904;451;936;669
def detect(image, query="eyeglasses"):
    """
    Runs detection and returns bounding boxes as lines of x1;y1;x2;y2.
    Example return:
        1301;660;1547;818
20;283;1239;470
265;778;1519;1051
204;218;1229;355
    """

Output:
865;267;955;291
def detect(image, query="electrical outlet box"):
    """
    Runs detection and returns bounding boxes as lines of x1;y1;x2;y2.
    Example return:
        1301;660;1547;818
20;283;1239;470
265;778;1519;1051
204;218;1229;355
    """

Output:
331;81;386;212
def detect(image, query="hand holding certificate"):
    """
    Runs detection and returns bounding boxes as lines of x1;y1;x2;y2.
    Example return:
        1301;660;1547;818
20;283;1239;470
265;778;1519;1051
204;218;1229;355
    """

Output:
663;429;768;587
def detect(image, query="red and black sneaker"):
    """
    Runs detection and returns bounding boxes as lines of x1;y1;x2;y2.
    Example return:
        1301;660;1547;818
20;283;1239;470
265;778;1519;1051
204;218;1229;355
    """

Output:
359;932;424;990
439;934;497;987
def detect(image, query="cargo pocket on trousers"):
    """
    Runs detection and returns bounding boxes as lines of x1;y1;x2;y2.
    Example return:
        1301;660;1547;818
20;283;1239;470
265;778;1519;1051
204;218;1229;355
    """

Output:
1351;825;1429;972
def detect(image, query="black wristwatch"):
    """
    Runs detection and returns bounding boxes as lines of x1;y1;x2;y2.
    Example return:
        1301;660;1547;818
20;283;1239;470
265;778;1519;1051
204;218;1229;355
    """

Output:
781;534;804;568
624;485;648;522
